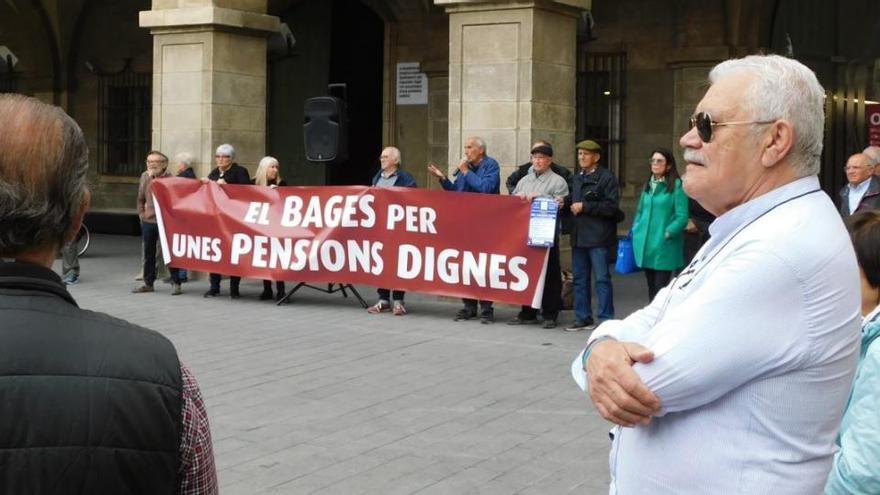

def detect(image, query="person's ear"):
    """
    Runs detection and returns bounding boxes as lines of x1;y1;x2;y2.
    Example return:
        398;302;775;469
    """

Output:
64;189;91;243
760;119;794;168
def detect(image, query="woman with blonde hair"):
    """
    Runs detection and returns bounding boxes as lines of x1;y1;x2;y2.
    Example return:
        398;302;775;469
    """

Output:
252;156;288;301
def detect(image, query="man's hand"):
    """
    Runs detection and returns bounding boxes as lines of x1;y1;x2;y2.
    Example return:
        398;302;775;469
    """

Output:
217;178;227;185
555;196;565;208
457;159;470;175
587;340;661;427
427;163;446;180
685;218;698;234
570;201;584;215
199;177;210;184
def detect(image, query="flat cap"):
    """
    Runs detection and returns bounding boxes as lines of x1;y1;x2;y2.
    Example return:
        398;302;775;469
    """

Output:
530;144;553;157
576;140;602;153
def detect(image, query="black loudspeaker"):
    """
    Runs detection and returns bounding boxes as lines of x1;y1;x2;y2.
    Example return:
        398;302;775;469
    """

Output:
303;96;348;163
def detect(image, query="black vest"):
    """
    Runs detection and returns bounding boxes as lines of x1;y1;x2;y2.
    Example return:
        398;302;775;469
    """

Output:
0;262;182;494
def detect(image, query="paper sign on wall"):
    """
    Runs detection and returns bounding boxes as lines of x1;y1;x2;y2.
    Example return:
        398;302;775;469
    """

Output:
396;62;428;105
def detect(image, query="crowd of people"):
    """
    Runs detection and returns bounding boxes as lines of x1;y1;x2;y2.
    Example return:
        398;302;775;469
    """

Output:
5;51;880;492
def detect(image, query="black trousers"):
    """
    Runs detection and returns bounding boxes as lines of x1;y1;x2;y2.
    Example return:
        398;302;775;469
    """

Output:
377;288;405;301
210;273;240;293
519;243;562;321
644;268;673;302
462;298;493;315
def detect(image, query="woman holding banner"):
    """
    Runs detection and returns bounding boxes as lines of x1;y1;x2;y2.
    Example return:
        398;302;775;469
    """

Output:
252;156;288;302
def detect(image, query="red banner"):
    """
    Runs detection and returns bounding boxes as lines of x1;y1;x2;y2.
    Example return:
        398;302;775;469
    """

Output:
868;103;880;147
152;179;549;306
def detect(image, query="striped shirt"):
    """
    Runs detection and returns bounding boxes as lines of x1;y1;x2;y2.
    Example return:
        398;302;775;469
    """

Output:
572;176;861;494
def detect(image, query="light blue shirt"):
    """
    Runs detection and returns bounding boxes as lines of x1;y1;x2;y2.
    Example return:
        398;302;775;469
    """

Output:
847;177;872;214
573;176;861;494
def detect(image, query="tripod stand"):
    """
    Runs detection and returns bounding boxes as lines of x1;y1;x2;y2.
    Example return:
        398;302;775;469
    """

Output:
276;282;368;308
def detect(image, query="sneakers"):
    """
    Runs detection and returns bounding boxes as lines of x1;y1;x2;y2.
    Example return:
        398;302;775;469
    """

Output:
203;289;219;298
507;316;539;326
171;284;182;296
564;318;597;332
367;300;391;314
454;308;477;321
542;319;558;329
62;273;79;285
480;311;494;325
392;301;407;316
131;285;154;293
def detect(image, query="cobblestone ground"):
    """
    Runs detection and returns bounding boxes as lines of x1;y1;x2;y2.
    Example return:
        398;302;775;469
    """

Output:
60;234;650;494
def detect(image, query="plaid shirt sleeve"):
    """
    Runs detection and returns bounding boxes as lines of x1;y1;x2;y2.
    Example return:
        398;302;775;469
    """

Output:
178;364;218;495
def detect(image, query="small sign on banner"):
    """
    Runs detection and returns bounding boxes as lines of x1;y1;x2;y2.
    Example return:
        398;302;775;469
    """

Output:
867;103;880;147
528;197;558;247
396;62;428;105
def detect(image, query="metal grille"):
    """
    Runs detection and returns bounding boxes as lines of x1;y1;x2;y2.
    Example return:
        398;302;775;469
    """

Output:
97;63;151;177
577;52;626;179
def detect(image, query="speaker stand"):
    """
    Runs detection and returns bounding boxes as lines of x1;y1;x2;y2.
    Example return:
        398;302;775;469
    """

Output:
276;282;368;308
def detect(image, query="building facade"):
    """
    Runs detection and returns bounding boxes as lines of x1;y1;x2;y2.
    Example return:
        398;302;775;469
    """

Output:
1;0;878;227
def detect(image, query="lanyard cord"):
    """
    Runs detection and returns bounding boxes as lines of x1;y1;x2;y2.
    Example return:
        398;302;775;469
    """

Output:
655;189;822;321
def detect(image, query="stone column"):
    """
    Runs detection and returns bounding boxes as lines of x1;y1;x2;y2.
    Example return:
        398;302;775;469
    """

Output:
139;1;279;176
434;0;589;188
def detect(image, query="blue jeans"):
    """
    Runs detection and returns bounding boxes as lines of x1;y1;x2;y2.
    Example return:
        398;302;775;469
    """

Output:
572;246;614;321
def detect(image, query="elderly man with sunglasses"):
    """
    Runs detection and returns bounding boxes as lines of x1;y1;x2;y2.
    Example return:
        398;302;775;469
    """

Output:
571;55;860;494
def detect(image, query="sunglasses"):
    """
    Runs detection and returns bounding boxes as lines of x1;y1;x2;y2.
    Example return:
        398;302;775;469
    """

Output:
689;111;776;143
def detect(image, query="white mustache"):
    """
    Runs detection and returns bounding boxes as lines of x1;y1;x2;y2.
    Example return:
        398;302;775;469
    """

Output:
683;149;706;166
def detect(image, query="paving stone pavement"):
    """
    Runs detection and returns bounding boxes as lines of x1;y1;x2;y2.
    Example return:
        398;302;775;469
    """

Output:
58;234;652;495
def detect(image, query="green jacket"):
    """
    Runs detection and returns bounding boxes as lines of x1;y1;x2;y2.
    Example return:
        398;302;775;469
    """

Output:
631;177;688;271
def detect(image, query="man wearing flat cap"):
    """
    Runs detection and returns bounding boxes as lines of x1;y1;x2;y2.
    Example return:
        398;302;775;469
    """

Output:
565;139;621;332
509;143;569;328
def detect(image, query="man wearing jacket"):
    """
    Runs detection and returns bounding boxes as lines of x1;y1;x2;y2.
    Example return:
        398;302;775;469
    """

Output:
368;146;417;315
132;151;175;295
839;152;880;217
0;93;216;494
565;139;621;332
427;136;500;323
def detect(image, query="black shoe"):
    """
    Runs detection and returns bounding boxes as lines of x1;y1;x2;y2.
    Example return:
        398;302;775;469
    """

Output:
480;311;495;324
454;308;477;321
275;291;286;302
230;290;241;300
258;290;273;301
542;319;558;329
564;318;596;332
203;289;219;298
507;316;539;325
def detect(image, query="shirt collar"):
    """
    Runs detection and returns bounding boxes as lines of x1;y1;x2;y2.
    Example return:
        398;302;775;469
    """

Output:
705;176;821;255
864;304;880;328
848;177;873;192
381;168;399;179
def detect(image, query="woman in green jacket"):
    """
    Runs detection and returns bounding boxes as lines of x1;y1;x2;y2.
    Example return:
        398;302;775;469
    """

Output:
631;148;689;301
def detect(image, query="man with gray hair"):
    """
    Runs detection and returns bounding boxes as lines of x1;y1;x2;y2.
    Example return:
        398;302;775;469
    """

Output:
0;94;217;493
203;143;250;298
839;152;880;216
572;55;860;493
427;136;501;323
864;145;880;176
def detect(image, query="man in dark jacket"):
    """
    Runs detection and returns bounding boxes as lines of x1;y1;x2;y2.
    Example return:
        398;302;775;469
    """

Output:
840;152;880;217
203;143;250;298
368;146;417;315
565;139;621;332
0;94;216;494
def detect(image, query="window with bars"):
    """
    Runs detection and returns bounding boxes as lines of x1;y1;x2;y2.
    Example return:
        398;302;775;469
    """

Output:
97;64;151;177
576;52;626;180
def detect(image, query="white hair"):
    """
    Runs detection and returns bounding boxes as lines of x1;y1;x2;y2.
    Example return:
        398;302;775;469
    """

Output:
255;156;281;186
709;55;825;177
468;136;487;154
215;143;235;158
174;152;193;168
382;146;401;165
864;146;880;166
